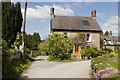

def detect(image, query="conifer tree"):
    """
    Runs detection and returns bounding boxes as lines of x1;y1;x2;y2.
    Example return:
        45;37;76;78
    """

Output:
2;2;23;47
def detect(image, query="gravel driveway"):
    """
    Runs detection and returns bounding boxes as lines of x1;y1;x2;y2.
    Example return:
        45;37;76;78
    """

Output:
21;56;93;79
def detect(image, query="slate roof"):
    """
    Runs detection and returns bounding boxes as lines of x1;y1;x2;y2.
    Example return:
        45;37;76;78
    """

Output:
103;36;111;41
103;36;120;46
51;16;102;32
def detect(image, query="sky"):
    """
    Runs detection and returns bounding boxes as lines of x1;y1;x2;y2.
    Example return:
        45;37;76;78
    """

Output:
19;2;118;40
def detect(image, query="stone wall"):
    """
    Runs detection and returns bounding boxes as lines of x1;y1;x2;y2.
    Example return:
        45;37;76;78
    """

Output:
91;33;100;49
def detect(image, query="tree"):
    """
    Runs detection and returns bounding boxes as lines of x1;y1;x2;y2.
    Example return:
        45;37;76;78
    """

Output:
46;33;73;60
38;40;48;55
73;32;86;49
2;2;23;47
25;32;41;50
13;32;22;49
33;32;41;45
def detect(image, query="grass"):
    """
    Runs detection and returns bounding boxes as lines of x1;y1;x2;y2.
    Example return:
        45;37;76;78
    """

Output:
49;59;79;62
91;54;119;70
107;60;118;69
2;56;33;80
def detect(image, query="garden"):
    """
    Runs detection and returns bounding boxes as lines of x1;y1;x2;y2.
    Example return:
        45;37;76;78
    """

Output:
91;51;120;79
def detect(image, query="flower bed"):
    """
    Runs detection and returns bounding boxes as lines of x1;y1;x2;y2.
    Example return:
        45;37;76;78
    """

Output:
91;53;120;79
96;67;118;78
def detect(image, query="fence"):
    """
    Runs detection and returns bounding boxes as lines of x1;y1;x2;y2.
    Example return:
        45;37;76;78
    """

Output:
10;51;22;61
9;50;40;61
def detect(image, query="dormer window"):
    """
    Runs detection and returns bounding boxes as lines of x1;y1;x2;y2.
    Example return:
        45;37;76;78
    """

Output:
82;20;90;26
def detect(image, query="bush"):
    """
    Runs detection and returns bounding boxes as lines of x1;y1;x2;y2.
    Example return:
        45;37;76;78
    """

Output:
107;74;120;79
24;48;31;57
104;48;113;53
46;33;73;60
38;41;48;56
81;48;104;59
2;39;9;55
110;51;118;57
2;56;32;80
2;39;33;79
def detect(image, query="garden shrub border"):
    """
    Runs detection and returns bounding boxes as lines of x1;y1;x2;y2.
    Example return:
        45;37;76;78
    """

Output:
91;54;120;79
2;56;34;80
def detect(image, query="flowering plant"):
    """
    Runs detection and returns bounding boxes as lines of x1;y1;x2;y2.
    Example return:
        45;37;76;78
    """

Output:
110;52;118;56
96;67;118;78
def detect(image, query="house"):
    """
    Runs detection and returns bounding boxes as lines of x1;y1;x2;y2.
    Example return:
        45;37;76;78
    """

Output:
50;7;102;57
103;31;120;52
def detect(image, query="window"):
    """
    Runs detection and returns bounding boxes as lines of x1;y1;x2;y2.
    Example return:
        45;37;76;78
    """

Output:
86;46;90;49
87;34;90;41
64;32;67;35
86;33;92;42
81;46;84;49
82;20;90;26
108;41;113;45
64;32;67;38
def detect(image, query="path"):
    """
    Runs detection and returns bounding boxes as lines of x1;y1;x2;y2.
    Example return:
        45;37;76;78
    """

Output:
21;56;93;79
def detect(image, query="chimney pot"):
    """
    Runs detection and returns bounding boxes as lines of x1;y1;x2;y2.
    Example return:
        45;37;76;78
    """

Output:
50;7;55;18
91;10;96;19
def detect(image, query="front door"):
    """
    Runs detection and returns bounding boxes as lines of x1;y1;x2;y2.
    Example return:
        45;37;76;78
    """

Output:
74;44;81;57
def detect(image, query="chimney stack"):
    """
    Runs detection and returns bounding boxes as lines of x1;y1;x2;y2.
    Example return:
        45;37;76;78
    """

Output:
50;7;55;18
91;10;96;19
110;31;112;36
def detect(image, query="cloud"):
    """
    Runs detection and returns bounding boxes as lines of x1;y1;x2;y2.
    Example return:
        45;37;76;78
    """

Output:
11;0;16;3
101;16;118;36
97;13;105;17
21;5;74;22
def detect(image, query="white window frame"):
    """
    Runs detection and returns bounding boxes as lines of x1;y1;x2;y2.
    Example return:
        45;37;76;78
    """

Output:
86;33;92;42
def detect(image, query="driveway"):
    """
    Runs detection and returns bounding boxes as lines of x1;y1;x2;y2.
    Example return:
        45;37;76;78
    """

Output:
21;56;93;79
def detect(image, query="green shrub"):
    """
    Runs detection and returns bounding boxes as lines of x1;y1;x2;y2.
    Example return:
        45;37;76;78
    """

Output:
2;56;32;80
24;48;31;56
8;48;21;55
38;41;48;56
81;48;104;59
107;74;120;79
104;48;113;53
2;39;9;55
46;33;73;61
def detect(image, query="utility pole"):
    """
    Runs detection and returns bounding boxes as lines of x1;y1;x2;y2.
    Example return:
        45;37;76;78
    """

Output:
22;0;27;57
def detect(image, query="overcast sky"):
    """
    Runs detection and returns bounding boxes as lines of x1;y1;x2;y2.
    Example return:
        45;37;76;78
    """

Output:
19;2;118;40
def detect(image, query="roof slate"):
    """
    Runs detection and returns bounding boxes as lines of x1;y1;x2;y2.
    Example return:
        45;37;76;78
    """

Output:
51;16;102;32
